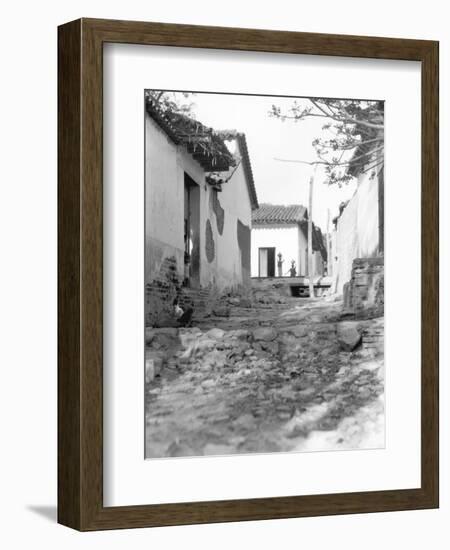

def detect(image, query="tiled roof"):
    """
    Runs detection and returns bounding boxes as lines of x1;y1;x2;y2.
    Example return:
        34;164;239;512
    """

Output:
237;133;259;211
146;98;235;172
252;203;327;261
146;99;259;210
252;204;307;225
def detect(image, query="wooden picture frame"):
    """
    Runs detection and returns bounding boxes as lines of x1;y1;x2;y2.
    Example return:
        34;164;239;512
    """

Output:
58;18;439;531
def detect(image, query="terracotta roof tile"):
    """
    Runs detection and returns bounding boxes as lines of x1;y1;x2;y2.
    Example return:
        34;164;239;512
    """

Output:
252;204;327;261
252;204;307;224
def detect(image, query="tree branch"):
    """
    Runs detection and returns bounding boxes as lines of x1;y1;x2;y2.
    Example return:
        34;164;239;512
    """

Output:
274;146;384;168
302;99;385;130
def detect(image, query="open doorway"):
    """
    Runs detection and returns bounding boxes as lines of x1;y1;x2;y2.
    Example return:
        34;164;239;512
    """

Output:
184;173;200;287
258;247;275;277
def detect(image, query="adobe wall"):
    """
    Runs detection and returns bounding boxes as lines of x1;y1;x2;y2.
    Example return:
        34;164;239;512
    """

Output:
144;116;254;326
334;170;381;293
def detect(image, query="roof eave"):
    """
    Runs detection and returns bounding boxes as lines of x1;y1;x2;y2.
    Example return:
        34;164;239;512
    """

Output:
236;133;259;210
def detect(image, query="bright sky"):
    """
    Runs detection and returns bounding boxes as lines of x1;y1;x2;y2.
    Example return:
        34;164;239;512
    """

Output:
170;92;358;233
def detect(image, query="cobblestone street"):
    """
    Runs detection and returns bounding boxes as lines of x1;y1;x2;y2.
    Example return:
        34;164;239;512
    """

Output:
145;295;384;458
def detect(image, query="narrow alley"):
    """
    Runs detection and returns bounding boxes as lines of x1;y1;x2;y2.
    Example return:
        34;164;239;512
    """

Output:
145;291;384;458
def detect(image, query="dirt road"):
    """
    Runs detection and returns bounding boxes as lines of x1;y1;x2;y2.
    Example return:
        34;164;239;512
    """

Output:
145;296;384;458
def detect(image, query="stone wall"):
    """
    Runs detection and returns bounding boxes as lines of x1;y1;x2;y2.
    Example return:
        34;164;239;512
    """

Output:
145;256;182;327
146;256;253;328
343;257;384;319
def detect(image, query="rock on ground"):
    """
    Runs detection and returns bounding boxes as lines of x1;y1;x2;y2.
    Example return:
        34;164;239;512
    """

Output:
337;321;362;351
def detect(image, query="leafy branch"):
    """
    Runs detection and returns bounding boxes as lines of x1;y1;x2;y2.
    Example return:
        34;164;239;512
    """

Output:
270;97;384;186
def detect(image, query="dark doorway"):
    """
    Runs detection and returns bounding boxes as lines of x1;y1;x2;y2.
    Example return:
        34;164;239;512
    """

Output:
184;173;200;287
290;284;310;298
258;247;276;277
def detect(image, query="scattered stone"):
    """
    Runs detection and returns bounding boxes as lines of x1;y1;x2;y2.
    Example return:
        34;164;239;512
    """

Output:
195;338;216;353
212;306;230;317
230;329;249;341
212;414;230;423
337;322;362;351
206;328;226;340
252;327;277;342
145;289;384;459
178;327;202;338
297;387;316;399
233;413;256;430
286;325;308;338
260;341;279;354
360;361;381;371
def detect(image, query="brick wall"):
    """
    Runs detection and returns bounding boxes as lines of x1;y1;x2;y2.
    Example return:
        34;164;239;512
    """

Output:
343;257;384;319
145;255;228;327
145;256;181;327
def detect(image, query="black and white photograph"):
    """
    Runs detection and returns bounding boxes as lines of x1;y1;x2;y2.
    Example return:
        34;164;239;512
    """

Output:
144;90;385;459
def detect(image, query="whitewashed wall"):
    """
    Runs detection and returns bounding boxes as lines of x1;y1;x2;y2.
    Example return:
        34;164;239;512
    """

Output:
201;139;253;289
251;224;302;277
250;223;325;278
145;116;201;281
145;116;253;290
334;171;381;293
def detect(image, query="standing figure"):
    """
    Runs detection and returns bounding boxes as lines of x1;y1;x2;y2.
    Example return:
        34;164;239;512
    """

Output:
289;260;297;277
277;252;284;277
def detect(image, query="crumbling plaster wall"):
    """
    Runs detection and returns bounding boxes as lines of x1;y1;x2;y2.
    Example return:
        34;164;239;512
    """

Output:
145;116;253;298
200;140;253;290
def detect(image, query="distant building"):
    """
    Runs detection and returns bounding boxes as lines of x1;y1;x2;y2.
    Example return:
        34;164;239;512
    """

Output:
250;204;326;278
145;99;259;295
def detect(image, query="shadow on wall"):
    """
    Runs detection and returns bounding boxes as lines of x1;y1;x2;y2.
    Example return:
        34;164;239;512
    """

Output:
237;219;251;283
